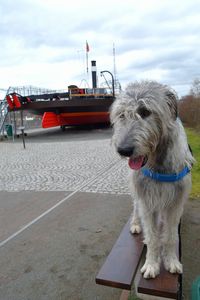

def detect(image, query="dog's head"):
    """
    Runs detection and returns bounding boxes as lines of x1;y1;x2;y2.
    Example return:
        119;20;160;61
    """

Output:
110;80;178;169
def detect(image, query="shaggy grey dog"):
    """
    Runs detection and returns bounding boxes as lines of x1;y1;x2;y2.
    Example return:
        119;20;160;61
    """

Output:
110;81;194;278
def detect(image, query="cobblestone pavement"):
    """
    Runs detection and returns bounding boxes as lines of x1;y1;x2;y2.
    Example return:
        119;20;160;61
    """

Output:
0;138;130;194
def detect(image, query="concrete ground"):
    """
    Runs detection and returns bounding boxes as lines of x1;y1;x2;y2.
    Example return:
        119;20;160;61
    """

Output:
181;200;200;298
0;126;199;300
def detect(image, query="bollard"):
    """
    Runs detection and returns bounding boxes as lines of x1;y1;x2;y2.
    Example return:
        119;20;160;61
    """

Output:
18;126;26;149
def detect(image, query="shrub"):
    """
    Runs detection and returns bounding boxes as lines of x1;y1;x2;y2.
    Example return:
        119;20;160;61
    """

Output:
178;95;200;129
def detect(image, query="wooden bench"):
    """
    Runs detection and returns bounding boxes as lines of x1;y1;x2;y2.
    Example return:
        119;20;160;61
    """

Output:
96;217;182;300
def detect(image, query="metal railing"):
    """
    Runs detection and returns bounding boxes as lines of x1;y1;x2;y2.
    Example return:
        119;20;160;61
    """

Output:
0;87;12;135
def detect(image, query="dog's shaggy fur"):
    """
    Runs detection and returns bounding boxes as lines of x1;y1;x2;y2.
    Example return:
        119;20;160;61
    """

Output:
110;81;194;278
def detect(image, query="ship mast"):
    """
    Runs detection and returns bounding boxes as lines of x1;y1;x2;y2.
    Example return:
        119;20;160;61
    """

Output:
112;43;121;92
113;43;117;87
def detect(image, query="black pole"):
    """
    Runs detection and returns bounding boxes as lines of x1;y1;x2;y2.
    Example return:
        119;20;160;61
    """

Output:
20;110;26;149
100;70;115;99
13;111;17;136
91;60;97;89
20;110;24;127
21;128;26;149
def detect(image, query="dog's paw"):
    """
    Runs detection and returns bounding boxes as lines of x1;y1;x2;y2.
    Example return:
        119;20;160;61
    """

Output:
130;223;142;234
163;257;183;274
141;261;160;279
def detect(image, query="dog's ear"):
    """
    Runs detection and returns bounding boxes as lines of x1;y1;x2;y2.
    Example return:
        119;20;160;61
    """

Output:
109;101;120;125
166;91;178;120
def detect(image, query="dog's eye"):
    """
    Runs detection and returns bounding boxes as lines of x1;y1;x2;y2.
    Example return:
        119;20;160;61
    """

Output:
119;113;125;119
137;107;151;119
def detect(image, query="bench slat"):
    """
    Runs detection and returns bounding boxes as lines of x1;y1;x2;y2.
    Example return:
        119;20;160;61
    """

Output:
96;217;144;290
138;237;181;299
138;264;180;299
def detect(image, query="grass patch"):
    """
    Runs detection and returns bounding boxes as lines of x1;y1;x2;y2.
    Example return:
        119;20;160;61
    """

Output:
185;128;200;198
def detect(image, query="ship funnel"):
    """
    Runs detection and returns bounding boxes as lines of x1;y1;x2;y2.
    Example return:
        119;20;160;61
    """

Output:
91;60;97;89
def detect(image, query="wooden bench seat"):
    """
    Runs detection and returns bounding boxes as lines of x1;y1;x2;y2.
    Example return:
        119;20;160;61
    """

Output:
96;217;182;300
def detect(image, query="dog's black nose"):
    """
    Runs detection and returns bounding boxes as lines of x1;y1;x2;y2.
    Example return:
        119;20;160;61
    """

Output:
117;147;134;157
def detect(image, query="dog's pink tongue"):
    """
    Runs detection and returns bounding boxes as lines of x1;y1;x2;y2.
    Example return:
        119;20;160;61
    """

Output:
128;156;144;170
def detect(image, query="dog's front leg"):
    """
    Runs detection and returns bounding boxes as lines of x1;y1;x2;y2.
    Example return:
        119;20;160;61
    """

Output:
140;211;161;278
130;199;142;234
162;206;183;274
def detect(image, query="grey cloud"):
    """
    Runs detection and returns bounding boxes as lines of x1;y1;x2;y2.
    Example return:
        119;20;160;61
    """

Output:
129;48;196;71
118;56;199;95
0;0;85;49
0;0;200;95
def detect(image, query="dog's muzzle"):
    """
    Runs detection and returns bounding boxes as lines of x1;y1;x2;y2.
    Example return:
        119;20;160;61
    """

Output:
117;146;134;157
117;146;147;170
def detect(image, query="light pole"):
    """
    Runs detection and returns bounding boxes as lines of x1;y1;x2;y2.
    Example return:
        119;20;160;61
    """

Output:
100;70;115;99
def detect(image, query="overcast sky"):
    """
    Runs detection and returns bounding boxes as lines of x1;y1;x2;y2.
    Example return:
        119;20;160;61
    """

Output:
0;0;200;98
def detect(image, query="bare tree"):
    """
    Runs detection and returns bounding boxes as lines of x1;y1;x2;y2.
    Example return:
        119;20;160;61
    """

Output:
190;78;200;97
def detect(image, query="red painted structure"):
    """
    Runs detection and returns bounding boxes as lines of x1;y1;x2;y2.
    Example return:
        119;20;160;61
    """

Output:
42;111;110;128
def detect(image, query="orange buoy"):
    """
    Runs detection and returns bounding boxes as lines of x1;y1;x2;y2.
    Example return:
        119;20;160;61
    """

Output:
12;93;21;108
6;95;14;109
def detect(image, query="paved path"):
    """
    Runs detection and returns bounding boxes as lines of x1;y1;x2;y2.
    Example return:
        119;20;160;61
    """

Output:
0;127;199;300
0;127;132;300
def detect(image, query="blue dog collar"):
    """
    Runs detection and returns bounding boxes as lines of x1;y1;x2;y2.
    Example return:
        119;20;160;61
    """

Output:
142;166;190;182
